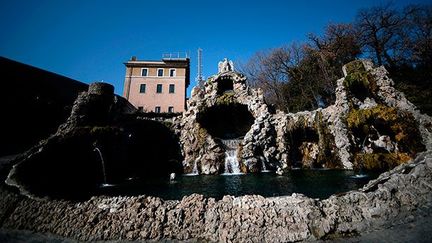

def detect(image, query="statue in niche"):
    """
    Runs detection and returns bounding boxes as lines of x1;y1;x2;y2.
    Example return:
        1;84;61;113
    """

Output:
218;58;234;73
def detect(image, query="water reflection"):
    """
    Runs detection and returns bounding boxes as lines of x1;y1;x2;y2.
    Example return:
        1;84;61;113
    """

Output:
98;170;379;200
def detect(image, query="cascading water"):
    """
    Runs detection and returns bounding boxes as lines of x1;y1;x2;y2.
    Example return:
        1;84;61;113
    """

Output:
93;146;114;187
261;160;271;173
185;160;199;176
192;161;198;174
221;139;242;175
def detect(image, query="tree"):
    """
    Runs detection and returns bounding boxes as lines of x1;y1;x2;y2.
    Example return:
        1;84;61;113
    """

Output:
405;5;432;69
390;5;432;115
308;23;362;68
241;3;431;114
241;23;362;113
240;44;303;112
355;3;416;67
304;23;362;106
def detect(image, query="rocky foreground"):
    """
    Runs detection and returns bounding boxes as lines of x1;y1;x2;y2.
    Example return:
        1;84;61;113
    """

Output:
0;150;431;242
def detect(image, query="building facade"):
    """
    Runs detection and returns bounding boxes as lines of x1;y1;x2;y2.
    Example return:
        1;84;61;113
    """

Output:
123;56;190;113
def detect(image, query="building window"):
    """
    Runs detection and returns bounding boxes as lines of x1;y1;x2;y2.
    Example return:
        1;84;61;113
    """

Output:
168;106;174;113
155;106;161;113
169;69;176;77
169;84;175;93
157;68;164;77
138;106;143;112
156;84;162;93
139;83;146;93
141;68;148;76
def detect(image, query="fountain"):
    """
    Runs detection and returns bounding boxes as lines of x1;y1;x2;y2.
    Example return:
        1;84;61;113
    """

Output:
185;160;199;176
169;173;176;182
221;139;242;175
2;58;432;242
192;161;198;174
93;144;115;188
261;159;271;173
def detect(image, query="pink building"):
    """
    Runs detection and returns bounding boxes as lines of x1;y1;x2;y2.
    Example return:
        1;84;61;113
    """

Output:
123;56;190;113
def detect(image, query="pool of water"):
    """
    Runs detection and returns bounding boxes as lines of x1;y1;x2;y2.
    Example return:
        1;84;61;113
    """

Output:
97;170;379;200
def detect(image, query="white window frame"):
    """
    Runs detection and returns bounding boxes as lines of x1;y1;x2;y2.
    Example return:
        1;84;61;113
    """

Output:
157;68;164;77
169;68;176;77
139;83;146;93
169;84;175;93
155;106;161;113
156;84;163;93
141;68;148;77
168;106;174;113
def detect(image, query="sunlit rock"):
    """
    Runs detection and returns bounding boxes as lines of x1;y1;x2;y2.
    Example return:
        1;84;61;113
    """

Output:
177;59;431;174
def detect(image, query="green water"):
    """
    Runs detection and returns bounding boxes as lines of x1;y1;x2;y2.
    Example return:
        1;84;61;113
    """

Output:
98;170;379;200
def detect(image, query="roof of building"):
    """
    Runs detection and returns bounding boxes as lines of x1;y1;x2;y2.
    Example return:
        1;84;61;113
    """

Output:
124;57;190;87
124;58;190;67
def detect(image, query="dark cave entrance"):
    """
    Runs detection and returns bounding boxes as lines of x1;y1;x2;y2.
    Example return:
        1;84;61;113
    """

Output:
197;103;254;139
348;82;370;101
217;78;234;95
287;127;320;168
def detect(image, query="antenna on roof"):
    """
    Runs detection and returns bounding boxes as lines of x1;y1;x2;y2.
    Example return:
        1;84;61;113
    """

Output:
196;48;204;88
162;52;189;60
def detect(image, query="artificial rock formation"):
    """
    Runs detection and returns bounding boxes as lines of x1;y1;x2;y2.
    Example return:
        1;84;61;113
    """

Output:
2;59;432;242
6;82;183;200
177;59;431;174
176;59;274;174
5;59;431;200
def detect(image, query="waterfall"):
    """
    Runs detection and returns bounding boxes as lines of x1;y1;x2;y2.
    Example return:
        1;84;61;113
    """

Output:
185;160;199;176
261;159;271;173
192;160;199;174
93;147;111;186
221;139;242;175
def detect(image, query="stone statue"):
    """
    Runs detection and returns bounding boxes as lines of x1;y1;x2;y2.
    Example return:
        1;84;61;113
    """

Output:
218;58;234;73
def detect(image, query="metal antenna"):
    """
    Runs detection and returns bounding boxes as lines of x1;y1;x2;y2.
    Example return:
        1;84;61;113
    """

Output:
196;48;204;88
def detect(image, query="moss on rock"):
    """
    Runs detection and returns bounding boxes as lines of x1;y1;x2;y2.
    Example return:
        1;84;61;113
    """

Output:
355;152;412;171
343;60;378;100
89;126;120;136
347;105;425;170
347;105;399;130
347;105;424;154
315;111;341;168
197;126;208;148
215;91;236;106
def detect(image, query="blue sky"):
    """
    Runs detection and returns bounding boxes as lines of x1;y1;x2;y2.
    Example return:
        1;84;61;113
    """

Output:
0;0;429;96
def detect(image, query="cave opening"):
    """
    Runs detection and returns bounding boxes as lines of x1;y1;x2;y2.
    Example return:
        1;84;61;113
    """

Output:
287;127;320;168
197;103;254;139
217;77;234;95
